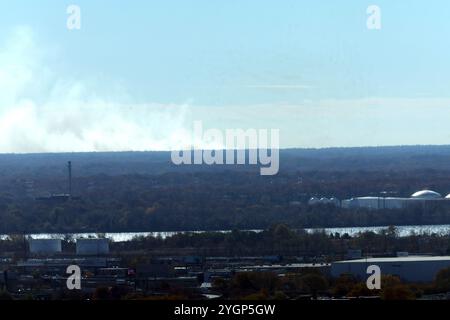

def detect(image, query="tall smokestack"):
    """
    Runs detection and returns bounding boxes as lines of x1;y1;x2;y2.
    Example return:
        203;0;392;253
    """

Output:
68;161;72;198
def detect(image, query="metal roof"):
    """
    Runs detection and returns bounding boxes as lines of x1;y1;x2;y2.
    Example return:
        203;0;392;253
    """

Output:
334;256;450;264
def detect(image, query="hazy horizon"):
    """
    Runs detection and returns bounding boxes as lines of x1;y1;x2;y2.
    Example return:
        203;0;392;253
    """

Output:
1;143;450;156
1;1;450;153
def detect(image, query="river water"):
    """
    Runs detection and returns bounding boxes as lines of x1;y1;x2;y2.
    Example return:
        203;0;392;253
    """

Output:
1;224;450;242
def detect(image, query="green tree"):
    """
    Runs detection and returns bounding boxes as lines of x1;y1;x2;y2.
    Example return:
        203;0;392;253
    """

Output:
380;275;415;300
298;273;328;299
434;266;450;292
332;274;357;297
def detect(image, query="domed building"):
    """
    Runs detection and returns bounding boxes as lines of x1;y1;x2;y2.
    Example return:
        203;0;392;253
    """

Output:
410;190;442;199
341;189;447;210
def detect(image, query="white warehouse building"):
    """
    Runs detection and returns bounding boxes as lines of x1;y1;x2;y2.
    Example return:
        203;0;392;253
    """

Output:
340;190;449;210
331;256;450;283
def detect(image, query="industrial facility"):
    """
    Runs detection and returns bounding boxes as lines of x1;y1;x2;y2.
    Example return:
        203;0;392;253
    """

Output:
308;197;340;206
35;161;76;202
331;255;450;283
309;189;450;210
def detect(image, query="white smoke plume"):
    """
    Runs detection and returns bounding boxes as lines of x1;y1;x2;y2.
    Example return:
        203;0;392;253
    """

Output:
0;26;195;153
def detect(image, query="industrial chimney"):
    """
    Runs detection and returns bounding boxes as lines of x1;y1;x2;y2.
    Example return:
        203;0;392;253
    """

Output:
68;161;72;198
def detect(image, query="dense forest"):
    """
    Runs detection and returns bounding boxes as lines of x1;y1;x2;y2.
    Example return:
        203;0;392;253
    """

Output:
2;146;450;233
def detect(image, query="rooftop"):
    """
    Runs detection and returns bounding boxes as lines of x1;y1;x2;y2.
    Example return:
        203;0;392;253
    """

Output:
411;190;442;199
334;256;450;264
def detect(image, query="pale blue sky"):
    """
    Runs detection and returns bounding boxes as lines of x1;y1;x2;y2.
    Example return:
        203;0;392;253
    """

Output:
0;1;450;152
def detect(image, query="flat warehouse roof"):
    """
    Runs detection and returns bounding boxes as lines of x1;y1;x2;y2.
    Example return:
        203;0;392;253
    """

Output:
334;256;450;264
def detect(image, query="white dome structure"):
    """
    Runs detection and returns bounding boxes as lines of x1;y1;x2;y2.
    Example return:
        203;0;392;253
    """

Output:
319;197;330;204
329;197;340;205
410;190;442;199
445;194;450;199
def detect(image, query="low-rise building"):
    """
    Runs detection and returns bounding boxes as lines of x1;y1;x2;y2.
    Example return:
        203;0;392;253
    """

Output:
331;256;450;282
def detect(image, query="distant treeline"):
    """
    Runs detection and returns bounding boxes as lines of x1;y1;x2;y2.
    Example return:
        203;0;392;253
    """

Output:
1;146;450;233
2;169;450;233
2;225;450;259
112;224;450;258
2;145;450;177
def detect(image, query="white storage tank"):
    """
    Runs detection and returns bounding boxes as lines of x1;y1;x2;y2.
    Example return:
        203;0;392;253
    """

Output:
308;197;319;205
329;197;340;206
29;239;62;254
76;238;109;255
